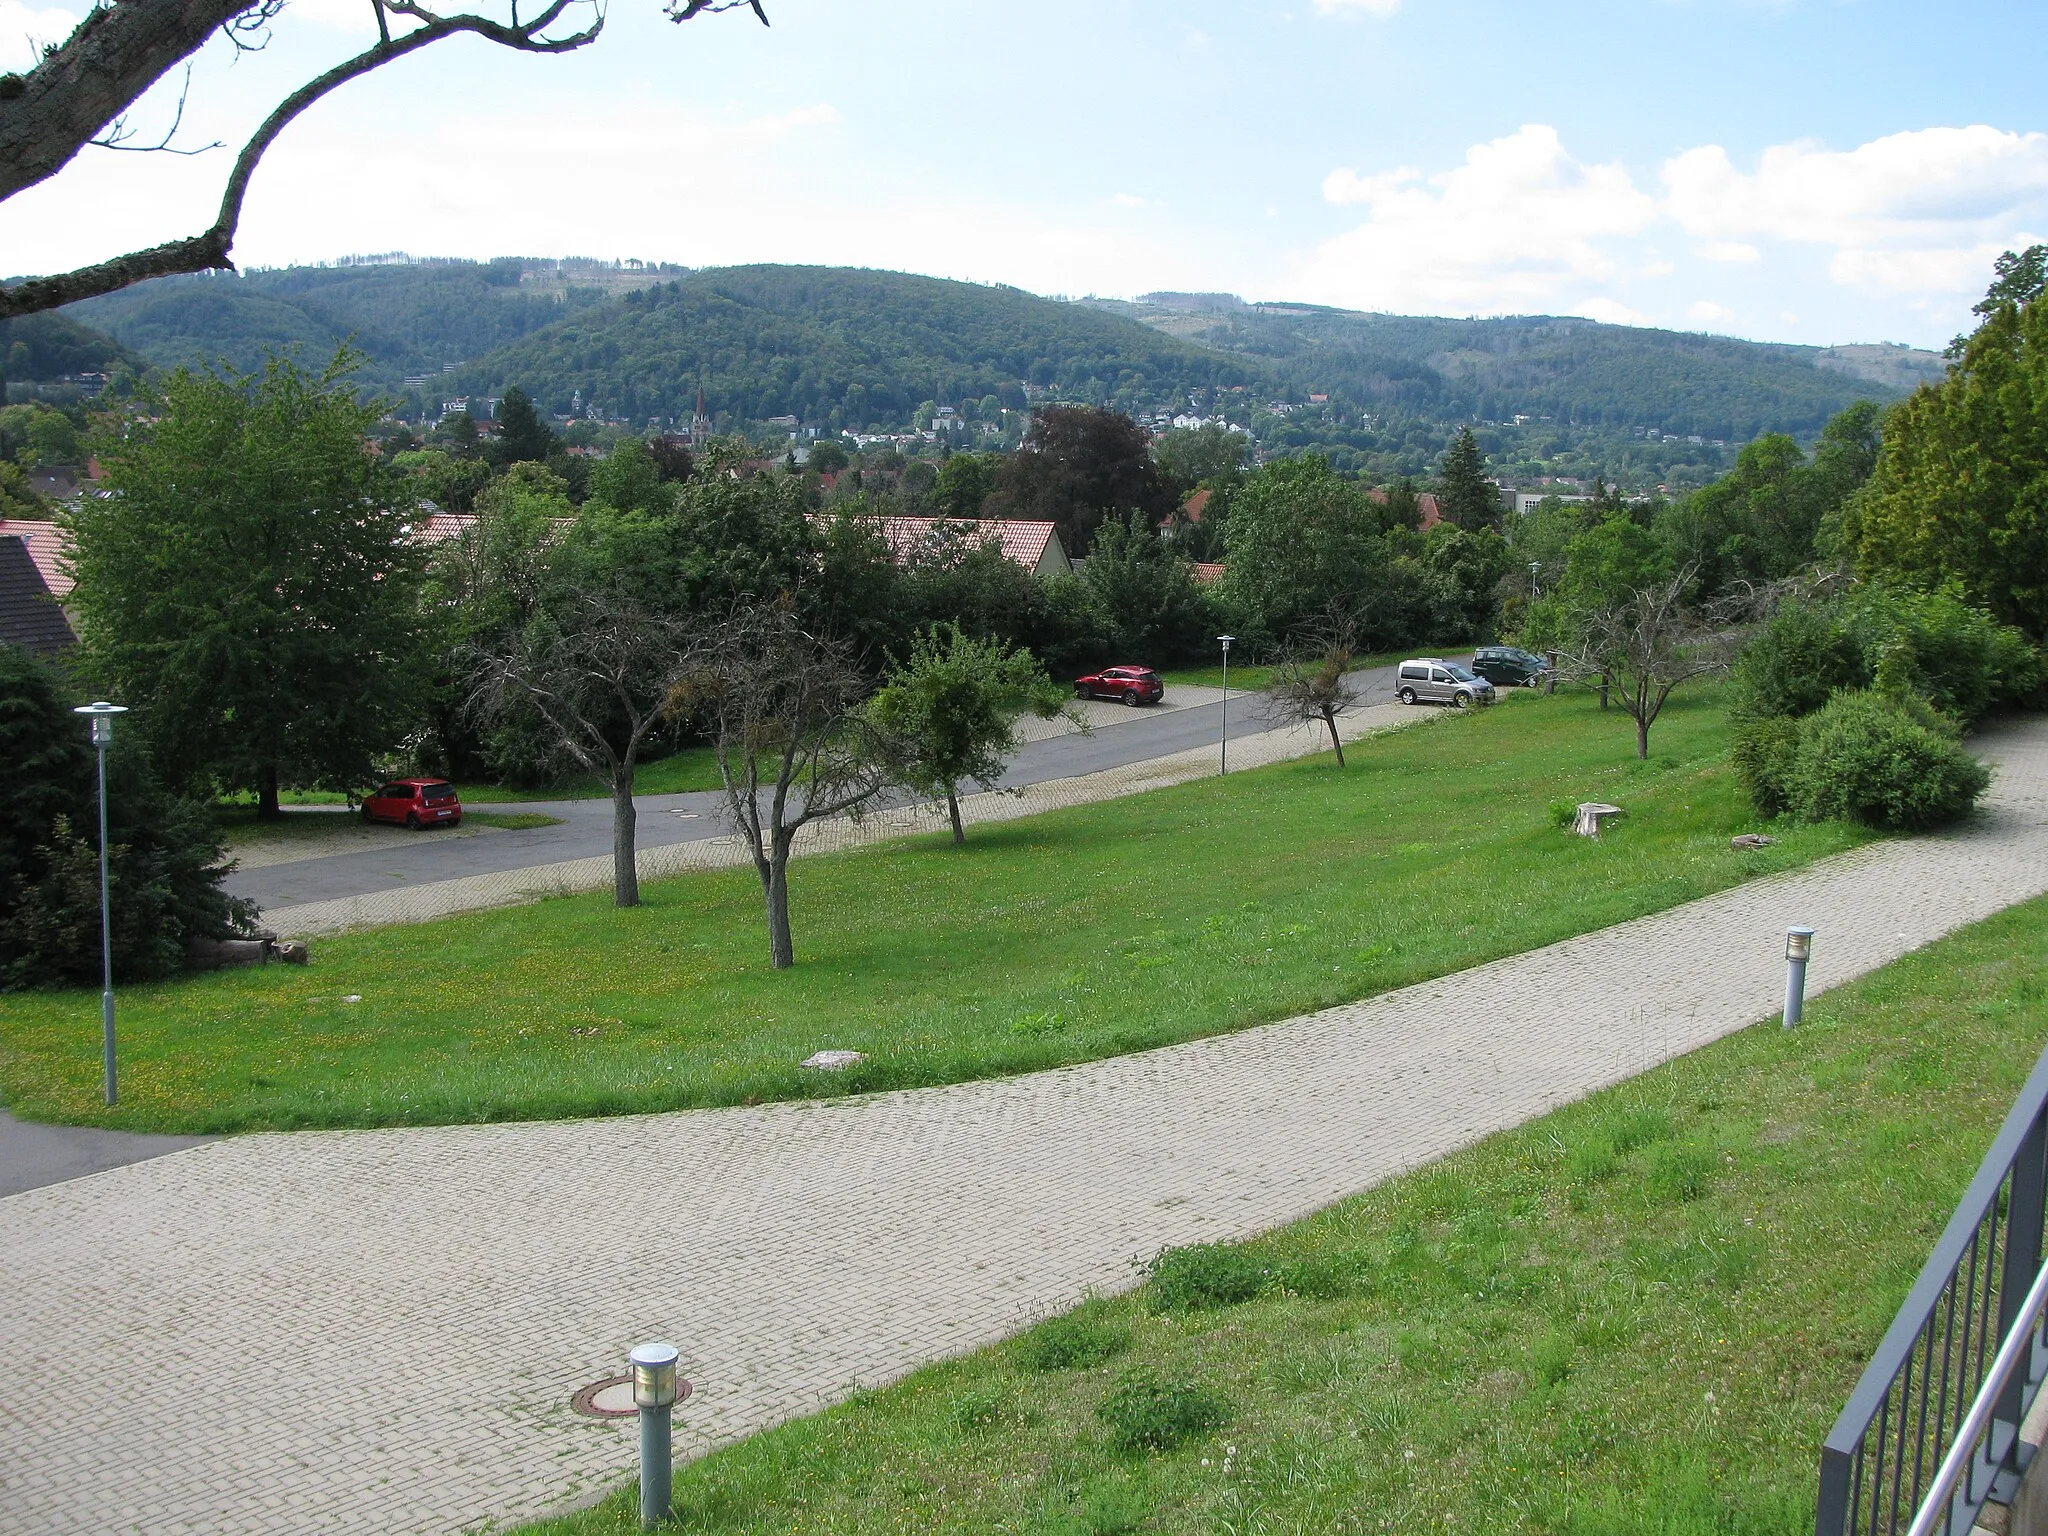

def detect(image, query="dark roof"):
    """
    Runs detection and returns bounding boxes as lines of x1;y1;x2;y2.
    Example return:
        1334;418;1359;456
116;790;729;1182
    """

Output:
0;535;75;655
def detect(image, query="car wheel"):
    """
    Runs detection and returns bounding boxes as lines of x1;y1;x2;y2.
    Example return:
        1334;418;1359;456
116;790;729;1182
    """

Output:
361;805;374;823
405;811;420;830
448;815;462;828
1124;691;1141;707
1398;687;1416;705
1075;684;1090;698
1453;692;1472;710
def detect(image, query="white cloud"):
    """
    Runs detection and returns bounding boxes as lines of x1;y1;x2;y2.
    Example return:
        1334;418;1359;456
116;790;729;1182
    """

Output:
1301;125;1655;313
1312;0;1402;15
1663;126;2048;296
1688;299;1735;327
1112;192;1147;209
1698;241;1759;263
1578;297;1652;326
0;0;82;67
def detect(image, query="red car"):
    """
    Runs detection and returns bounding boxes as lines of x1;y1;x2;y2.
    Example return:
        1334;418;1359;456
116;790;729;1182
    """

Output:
361;778;463;830
1075;666;1165;706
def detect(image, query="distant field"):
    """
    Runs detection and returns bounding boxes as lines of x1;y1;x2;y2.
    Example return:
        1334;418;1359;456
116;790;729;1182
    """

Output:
0;689;1868;1135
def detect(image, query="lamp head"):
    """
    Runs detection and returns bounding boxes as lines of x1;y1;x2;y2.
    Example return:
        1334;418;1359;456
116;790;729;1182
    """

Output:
73;700;127;747
629;1342;680;1409
1786;926;1814;963
1218;634;1235;649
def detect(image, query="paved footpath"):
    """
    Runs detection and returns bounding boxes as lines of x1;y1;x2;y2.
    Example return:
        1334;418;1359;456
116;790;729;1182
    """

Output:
4;719;2046;1536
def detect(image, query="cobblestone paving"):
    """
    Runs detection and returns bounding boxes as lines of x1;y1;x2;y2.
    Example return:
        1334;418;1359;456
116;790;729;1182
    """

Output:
4;720;2044;1536
260;701;1414;938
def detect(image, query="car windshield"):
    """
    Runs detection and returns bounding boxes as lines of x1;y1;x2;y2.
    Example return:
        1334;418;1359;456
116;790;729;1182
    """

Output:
1445;664;1478;682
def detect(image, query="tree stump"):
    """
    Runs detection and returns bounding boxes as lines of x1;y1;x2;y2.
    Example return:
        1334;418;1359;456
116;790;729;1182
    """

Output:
1572;802;1625;837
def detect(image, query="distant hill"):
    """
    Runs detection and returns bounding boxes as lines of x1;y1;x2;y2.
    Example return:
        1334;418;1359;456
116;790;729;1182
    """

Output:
1094;297;1913;443
449;264;1255;427
0;309;135;383
56;257;1933;488
63;257;678;392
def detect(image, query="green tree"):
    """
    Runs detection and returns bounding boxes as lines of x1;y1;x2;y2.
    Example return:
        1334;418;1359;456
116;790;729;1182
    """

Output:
491;385;558;467
71;353;429;817
586;436;672;515
933;452;1000;519
0;644;254;987
1080;511;1217;663
1152;424;1248;492
1844;247;2048;639
1435;427;1500;532
1218;454;1378;645
866;623;1067;844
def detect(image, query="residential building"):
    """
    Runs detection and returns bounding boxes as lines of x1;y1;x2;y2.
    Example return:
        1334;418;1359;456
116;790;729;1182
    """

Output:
0;534;74;653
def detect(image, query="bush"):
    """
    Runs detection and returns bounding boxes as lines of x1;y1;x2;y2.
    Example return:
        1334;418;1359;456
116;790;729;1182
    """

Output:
1730;716;1804;818
1015;1309;1131;1372
1789;690;1991;831
0;646;256;989
1095;1372;1230;1453
1144;1243;1266;1311
1844;587;2043;725
1727;602;1865;721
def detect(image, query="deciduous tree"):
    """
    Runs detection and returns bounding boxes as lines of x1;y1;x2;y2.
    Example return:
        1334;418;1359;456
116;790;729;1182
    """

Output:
71;352;428;815
1262;614;1363;767
987;405;1180;555
866;624;1069;844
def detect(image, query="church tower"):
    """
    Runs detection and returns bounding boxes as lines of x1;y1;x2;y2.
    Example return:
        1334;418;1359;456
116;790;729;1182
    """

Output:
689;385;712;446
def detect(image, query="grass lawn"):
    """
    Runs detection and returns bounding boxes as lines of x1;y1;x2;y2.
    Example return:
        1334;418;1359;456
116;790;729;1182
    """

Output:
455;747;726;802
0;690;1869;1135
519;895;2048;1536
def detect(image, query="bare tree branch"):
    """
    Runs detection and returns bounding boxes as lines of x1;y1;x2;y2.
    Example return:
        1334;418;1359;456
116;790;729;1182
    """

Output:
1554;567;1752;759
0;0;759;318
90;63;222;154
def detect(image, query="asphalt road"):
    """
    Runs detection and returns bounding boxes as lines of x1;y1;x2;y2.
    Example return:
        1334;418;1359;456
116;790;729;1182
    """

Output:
224;661;1420;913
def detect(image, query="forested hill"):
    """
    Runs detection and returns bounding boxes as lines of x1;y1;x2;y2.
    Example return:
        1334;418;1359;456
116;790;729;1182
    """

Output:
452;265;1256;426
1102;296;1939;443
52;259;1932;465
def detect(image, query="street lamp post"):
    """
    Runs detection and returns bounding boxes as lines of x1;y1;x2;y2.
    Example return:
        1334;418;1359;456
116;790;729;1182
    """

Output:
1217;634;1235;776
1528;561;1539;603
74;701;128;1106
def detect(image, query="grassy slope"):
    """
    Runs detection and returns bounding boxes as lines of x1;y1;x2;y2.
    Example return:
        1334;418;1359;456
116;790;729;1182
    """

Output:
0;692;1864;1135
522;895;2048;1536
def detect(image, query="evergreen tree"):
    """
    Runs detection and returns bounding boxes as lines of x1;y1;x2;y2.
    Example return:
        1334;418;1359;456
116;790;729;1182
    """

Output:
1435;427;1500;532
492;386;558;467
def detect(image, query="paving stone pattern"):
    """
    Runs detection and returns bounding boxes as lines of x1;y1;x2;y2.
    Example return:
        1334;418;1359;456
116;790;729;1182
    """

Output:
3;720;2045;1536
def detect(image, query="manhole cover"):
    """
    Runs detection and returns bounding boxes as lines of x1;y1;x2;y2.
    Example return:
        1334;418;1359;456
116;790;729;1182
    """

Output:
571;1374;694;1419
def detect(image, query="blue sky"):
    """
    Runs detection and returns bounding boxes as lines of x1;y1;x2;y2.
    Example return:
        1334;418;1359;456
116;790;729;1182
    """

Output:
5;0;2045;349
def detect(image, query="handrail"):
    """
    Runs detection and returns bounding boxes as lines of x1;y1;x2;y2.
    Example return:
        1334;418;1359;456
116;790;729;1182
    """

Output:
1905;1258;2048;1536
1817;1038;2048;1536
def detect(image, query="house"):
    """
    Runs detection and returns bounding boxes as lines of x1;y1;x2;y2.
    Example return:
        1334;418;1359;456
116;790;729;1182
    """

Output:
1192;561;1226;586
871;516;1072;578
0;534;74;653
1180;488;1212;524
0;519;70;596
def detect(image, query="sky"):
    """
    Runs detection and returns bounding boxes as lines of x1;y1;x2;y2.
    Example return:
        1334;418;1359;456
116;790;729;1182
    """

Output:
4;0;2046;350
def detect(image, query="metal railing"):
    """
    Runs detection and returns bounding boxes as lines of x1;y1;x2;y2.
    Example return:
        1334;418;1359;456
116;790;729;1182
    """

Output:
1818;1041;2048;1536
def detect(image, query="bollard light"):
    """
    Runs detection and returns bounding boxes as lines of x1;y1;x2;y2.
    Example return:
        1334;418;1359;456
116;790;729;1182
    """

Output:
630;1342;681;1529
1783;926;1814;1029
73;701;127;1106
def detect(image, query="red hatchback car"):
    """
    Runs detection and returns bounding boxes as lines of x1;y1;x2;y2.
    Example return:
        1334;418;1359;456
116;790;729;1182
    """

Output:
1075;666;1166;706
361;778;463;830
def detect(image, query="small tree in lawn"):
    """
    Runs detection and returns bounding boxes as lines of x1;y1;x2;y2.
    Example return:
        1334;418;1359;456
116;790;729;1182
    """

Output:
866;623;1074;845
1559;568;1742;759
1263;615;1363;767
466;584;681;907
668;603;886;969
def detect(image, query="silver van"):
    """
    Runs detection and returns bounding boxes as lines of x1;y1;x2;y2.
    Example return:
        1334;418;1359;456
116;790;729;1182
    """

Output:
1395;658;1496;709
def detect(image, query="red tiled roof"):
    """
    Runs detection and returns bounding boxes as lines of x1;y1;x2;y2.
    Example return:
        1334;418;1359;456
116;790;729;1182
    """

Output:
1181;488;1212;523
1417;492;1443;530
0;519;69;596
1193;561;1226;586
874;516;1061;571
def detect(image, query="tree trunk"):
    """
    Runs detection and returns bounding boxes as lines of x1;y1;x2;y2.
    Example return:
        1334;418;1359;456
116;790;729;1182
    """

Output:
764;835;795;969
1636;714;1651;760
257;762;281;820
947;784;964;845
1324;711;1346;768
1599;673;1610;710
611;773;639;907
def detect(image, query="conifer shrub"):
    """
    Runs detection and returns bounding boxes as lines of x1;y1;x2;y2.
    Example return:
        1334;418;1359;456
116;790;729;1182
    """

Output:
1789;690;1991;831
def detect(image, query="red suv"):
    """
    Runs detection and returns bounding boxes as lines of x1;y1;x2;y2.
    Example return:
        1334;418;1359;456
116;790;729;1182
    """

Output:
1075;666;1166;706
362;778;463;829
